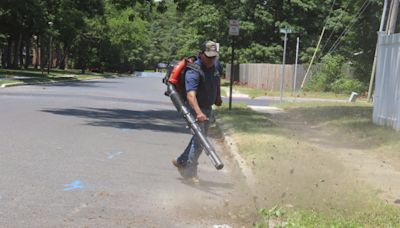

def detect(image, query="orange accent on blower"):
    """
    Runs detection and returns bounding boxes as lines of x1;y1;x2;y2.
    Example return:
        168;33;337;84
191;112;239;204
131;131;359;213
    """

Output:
168;59;186;86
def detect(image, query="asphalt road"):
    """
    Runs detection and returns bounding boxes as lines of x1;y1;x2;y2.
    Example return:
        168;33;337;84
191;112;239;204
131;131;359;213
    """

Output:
0;76;254;227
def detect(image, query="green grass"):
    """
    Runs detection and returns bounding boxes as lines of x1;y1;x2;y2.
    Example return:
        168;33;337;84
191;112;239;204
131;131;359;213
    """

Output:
216;101;399;161
276;101;371;109
291;201;400;227
215;102;400;227
282;203;400;227
0;68;122;86
216;103;274;134
254;197;400;227
277;102;400;148
220;79;359;100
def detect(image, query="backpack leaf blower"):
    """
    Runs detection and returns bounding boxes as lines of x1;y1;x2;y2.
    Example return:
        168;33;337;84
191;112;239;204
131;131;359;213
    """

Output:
163;58;224;170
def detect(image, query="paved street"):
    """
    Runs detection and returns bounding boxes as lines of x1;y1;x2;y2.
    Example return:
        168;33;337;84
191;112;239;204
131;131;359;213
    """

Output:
0;76;253;227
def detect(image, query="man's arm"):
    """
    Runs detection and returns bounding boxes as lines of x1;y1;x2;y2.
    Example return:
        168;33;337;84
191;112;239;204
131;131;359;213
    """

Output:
187;91;207;121
215;76;222;106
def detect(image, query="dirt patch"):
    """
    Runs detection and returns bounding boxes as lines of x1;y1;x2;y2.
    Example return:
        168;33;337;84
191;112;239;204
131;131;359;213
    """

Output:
228;104;400;213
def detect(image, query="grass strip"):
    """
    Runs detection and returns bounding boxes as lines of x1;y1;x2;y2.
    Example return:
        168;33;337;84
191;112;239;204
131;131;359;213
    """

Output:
215;102;400;227
0;68;124;87
221;79;361;100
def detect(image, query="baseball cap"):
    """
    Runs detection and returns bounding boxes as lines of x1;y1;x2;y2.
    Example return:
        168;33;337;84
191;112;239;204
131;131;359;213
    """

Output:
201;41;219;57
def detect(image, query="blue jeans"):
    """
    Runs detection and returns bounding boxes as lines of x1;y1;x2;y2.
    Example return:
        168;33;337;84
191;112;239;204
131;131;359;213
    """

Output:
177;108;212;178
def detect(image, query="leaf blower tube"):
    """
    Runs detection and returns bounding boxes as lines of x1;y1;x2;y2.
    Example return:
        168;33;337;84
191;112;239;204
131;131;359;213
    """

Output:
166;83;224;170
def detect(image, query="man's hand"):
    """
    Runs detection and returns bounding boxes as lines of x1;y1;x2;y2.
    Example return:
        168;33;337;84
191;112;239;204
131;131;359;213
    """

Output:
196;112;208;122
187;91;208;121
214;96;223;106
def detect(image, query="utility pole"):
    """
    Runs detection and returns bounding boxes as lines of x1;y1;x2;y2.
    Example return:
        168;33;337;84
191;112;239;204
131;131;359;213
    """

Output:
367;0;389;102
388;0;399;34
367;0;398;102
300;27;326;89
386;0;395;31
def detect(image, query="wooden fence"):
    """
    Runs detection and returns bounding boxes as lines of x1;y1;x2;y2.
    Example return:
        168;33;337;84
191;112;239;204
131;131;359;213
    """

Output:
373;32;400;131
226;63;306;91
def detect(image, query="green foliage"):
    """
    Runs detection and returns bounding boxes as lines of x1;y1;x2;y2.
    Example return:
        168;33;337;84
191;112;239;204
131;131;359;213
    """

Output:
252;179;400;227
106;2;150;69
305;54;343;92
281;204;400;227
331;77;366;94
320;54;346;82
255;206;287;228
0;0;386;76
304;72;330;92
304;54;368;94
239;43;282;63
304;54;365;93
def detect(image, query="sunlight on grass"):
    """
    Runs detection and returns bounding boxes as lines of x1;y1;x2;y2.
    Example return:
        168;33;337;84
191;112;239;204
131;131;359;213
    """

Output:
283;202;400;227
0;68;119;87
220;79;359;100
215;102;400;226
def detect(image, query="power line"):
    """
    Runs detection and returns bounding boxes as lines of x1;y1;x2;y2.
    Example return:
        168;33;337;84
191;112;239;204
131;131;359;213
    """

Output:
301;0;371;89
326;0;337;20
299;0;336;89
325;0;372;55
320;1;351;55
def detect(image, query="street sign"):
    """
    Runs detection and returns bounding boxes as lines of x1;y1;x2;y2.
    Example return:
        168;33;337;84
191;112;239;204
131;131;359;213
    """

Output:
229;20;240;36
228;20;239;110
280;27;292;34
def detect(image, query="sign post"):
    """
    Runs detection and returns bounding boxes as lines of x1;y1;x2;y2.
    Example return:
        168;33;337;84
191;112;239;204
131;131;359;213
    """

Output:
279;26;292;103
229;20;239;110
293;37;300;93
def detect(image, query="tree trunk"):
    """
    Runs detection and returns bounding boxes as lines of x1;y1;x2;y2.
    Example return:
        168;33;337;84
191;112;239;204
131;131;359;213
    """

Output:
12;33;22;69
0;47;3;68
55;43;61;68
6;37;12;68
64;49;69;70
34;36;40;69
59;51;66;70
39;36;45;71
59;42;70;70
24;36;31;69
19;36;25;68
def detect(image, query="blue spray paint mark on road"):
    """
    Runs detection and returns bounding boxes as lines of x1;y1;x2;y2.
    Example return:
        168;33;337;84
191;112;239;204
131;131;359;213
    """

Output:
64;181;86;191
107;151;123;160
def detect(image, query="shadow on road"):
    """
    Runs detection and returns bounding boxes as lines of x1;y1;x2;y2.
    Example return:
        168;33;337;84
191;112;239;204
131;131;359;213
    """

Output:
177;178;234;197
45;80;120;88
42;107;190;134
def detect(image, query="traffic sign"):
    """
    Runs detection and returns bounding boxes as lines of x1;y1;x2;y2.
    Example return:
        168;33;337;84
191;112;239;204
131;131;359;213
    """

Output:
229;20;240;36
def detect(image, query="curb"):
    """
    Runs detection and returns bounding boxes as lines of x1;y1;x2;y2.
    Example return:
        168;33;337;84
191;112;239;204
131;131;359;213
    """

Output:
214;118;257;192
221;87;250;99
1;82;25;88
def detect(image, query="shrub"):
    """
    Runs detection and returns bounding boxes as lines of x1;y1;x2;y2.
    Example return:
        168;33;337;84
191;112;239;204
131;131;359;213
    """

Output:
331;78;366;94
304;72;330;92
304;54;363;94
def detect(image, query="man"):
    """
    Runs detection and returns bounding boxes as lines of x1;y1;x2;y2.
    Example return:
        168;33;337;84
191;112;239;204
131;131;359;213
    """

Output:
172;41;223;184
